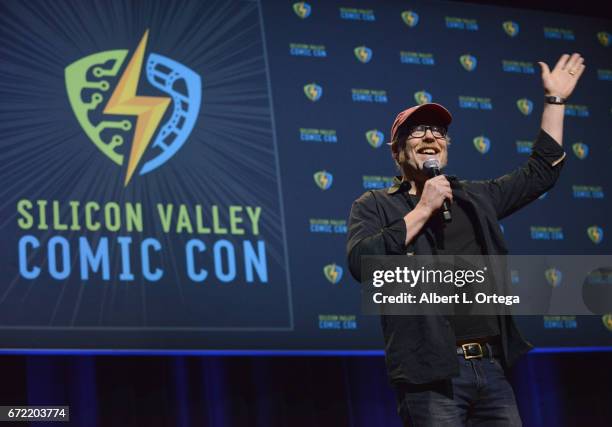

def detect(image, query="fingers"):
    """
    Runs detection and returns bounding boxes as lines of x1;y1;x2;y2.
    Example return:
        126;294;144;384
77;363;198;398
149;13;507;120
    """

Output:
442;188;453;203
574;63;586;79
565;53;583;71
430;176;453;203
538;62;551;78
430;175;451;189
553;54;570;72
572;56;585;73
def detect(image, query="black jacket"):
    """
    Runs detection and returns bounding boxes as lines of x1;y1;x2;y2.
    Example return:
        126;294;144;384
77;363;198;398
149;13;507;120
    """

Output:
347;129;566;384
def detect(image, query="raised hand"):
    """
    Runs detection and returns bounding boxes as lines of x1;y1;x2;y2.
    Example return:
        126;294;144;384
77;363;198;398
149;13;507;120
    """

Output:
537;53;585;99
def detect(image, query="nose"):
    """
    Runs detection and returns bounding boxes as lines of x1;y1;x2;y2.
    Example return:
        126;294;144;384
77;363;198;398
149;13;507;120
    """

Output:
423;128;436;141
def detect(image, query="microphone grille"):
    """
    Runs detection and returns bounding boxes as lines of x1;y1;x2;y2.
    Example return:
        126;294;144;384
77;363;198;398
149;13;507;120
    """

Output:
423;159;440;170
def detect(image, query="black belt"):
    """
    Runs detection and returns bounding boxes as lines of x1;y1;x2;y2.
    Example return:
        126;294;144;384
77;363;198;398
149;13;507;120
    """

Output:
456;342;501;359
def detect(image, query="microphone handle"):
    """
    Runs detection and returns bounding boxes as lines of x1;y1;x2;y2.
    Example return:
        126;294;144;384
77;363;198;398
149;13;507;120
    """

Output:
441;200;452;222
429;167;453;223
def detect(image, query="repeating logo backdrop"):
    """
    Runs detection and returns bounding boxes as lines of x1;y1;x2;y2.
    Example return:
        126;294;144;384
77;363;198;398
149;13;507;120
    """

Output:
264;0;612;348
0;0;610;350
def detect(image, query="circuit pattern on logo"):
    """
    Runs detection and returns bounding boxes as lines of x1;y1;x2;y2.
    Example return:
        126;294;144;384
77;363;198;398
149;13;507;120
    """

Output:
65;30;202;185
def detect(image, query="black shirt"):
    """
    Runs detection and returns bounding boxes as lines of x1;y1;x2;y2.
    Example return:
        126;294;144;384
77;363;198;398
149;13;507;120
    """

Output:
407;194;501;341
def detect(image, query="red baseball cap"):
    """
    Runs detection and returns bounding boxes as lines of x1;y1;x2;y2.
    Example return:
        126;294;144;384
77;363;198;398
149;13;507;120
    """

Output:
389;103;452;147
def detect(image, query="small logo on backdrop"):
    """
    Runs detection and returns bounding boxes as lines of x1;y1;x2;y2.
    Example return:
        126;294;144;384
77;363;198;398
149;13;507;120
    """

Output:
414;90;432;105
544;27;575;40
572;185;604;199
597;31;611;47
458;96;492;110
445;17;478;30
354;46;373;63
366;130;384;148
304;83;322;101
502;60;535;74
324;263;343;284
545;268;563;288
530;226;564;240
352;89;387;103
503;21;519;37
400;51;435;65
587;226;603;244
309;218;347;234
473;136;490;154
293;2;311;19
401;11;419;27
289;43;327;57
510;269;519;284
339;8;375;21
597;69;612;81
572;142;589;159
65;30;202;186
544;316;577;329
515;140;533;153
516;98;533;115
318;314;357;330
363;175;394;189
300;128;337;143
459;54;477;71
564;104;589;117
603;314;612;332
314;170;333;190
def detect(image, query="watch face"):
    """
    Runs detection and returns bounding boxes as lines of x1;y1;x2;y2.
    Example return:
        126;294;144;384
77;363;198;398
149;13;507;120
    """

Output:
546;96;564;104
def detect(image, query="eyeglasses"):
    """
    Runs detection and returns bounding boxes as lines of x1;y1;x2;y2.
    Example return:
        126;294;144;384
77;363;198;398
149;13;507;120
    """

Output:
407;125;447;139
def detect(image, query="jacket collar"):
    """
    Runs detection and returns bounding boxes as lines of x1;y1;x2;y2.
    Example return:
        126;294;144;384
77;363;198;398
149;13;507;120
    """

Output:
387;175;459;195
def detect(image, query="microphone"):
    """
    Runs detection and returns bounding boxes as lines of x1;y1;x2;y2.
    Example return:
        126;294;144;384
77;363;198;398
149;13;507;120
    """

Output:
423;159;452;223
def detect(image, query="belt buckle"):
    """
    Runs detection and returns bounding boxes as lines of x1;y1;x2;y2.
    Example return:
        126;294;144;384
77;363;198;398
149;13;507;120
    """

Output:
461;343;484;359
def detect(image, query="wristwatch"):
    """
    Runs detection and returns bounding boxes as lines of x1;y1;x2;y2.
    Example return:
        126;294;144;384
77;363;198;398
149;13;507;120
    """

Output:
544;95;566;105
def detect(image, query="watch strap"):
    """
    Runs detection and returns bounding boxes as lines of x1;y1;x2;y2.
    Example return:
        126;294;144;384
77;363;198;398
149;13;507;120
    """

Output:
544;95;566;105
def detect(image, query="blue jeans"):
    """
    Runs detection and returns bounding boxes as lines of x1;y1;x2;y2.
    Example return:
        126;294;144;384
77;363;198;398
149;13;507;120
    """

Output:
395;355;522;426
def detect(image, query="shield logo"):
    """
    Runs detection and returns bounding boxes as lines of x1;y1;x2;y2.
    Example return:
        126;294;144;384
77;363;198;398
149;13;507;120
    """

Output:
354;46;373;63
414;90;432;105
324;264;343;284
516;98;533;115
597;31;610;47
304;83;322;101
401;11;419;27
602;314;612;331
293;2;311;19
66;50;129;167
473;136;490;154
545;268;562;288
314;170;333;190
587;226;603;244
510;269;519;284
460;54;477;71
366;130;384;148
65;30;202;186
572;142;589;159
502;21;519;37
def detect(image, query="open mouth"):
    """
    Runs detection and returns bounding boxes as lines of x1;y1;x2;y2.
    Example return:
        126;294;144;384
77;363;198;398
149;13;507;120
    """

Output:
416;147;440;155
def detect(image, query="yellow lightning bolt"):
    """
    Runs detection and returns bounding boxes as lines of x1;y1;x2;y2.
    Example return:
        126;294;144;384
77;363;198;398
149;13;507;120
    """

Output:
329;265;338;282
104;30;171;186
319;173;329;188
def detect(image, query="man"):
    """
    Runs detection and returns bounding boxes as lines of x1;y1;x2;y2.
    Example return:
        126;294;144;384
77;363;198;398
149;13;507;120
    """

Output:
347;53;585;426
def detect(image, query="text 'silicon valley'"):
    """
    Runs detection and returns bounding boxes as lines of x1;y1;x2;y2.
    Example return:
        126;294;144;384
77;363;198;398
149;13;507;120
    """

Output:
65;30;202;186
